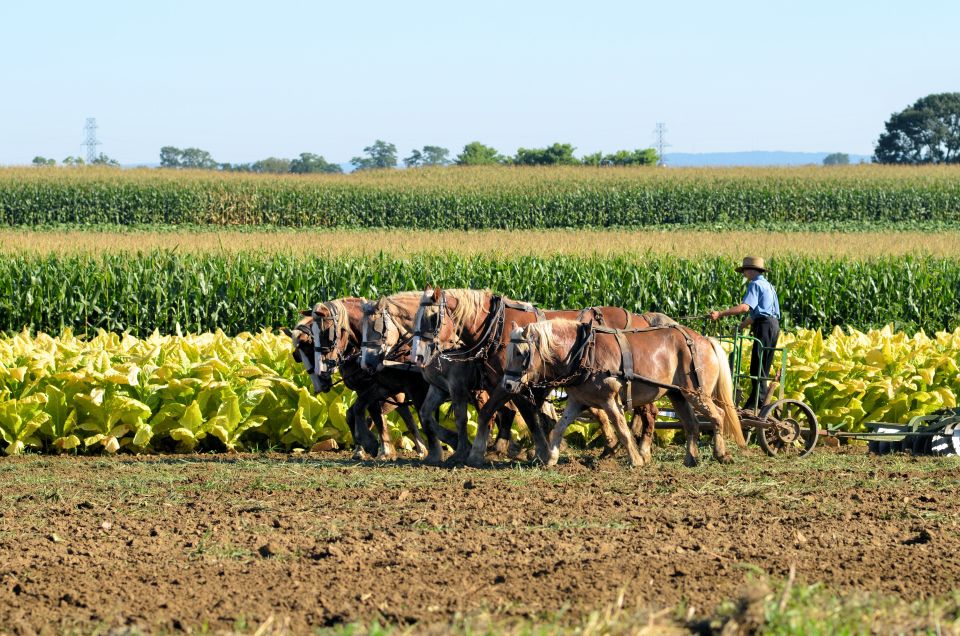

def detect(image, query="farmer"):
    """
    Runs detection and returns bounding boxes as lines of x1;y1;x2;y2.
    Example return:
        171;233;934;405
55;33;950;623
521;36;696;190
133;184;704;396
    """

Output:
708;256;781;410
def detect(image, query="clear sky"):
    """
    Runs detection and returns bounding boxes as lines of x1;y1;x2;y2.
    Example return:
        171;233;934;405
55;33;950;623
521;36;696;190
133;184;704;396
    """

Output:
1;0;957;165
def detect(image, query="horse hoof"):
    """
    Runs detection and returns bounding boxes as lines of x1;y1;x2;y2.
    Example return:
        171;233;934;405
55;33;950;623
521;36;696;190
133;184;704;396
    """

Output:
465;452;487;468
353;449;371;461
683;456;699;468
491;438;511;457
717;453;734;465
599;446;616;459
376;451;398;462
424;451;444;466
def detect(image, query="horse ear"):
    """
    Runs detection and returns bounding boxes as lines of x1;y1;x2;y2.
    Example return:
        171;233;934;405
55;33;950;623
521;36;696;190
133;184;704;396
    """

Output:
280;327;293;337
432;286;442;302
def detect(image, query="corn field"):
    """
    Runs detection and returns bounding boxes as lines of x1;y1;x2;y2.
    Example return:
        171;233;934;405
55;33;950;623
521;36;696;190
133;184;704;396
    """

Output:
3;165;960;228
0;251;955;336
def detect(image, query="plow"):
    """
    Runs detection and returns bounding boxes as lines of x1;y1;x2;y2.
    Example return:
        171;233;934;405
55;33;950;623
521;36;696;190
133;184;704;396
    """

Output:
653;325;960;458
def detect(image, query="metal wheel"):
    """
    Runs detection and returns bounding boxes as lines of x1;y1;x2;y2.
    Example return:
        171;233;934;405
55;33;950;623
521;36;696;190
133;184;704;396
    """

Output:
758;399;818;457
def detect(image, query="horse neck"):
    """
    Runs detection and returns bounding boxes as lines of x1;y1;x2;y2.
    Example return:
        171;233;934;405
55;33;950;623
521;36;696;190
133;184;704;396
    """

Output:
387;294;420;334
341;298;366;349
449;291;494;347
538;321;581;379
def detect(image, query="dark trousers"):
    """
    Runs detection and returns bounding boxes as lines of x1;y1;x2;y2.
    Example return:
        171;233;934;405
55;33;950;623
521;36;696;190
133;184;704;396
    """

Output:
745;316;780;410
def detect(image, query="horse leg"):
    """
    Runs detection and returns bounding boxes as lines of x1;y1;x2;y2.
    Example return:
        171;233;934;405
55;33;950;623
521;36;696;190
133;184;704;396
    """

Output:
446;396;473;465
467;389;501;466
671;393;701;468
419;386;449;465
602;398;644;468
369;401;397;461
635;403;658;465
546;397;585;466
592;407;619;458
347;398;375;460
492;404;516;456
394;401;427;459
693;396;733;464
524;391;553;464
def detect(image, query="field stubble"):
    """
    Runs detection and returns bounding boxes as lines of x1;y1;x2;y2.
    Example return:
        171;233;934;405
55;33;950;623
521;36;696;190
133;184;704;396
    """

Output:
1;448;959;634
4;227;960;258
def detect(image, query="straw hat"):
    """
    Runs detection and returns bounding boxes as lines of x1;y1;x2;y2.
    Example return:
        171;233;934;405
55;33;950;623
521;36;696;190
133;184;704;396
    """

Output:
735;256;768;273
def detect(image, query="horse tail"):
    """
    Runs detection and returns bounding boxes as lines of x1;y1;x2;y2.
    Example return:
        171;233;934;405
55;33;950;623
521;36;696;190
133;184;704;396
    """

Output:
709;337;746;448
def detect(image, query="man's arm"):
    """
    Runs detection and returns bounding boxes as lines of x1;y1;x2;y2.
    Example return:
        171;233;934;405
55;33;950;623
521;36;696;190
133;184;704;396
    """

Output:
708;303;750;321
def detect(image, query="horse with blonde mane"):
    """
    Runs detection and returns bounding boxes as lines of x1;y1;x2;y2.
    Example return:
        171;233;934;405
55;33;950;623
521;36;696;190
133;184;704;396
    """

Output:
501;318;745;467
408;286;668;465
359;292;523;462
284;297;450;460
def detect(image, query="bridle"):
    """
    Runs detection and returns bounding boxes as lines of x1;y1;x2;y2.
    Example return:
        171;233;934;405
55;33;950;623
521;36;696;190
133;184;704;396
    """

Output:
292;323;316;374
412;291;448;353
361;301;416;370
310;302;352;377
502;329;532;389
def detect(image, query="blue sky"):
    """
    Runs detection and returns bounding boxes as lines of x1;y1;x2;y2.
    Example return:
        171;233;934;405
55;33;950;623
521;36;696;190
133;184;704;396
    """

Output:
1;0;957;165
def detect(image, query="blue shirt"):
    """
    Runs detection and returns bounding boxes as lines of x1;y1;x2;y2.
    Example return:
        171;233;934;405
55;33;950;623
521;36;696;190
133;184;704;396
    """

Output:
742;275;781;320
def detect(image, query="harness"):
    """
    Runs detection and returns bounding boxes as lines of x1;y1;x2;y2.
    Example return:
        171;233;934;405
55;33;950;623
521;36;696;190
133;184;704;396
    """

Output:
587;324;703;410
514;320;704;411
364;302;417;368
310;301;360;377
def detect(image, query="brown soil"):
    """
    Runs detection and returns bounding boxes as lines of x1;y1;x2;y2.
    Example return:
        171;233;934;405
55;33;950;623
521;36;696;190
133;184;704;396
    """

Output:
0;447;957;634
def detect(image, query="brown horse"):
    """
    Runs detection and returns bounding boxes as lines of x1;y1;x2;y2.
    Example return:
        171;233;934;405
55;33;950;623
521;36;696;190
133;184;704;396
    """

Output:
359;292;521;463
284;298;450;460
502;318;745;468
408;287;666;465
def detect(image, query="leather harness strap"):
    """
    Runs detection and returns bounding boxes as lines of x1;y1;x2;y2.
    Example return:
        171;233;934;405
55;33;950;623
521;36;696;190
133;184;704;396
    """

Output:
613;329;634;412
504;299;546;322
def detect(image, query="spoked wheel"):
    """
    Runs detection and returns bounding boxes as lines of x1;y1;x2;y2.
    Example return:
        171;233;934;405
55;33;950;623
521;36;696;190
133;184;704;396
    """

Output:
758;399;818;457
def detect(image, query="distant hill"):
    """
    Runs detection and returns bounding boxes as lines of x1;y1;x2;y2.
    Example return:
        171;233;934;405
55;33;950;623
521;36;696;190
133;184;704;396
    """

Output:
663;151;872;167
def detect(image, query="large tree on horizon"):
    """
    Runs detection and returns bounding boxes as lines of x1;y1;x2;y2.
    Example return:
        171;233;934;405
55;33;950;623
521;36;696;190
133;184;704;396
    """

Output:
874;93;960;164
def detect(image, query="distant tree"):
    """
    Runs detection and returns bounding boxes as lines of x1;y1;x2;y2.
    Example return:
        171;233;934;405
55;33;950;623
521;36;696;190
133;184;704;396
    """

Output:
403;149;424;168
455;142;505;166
874;93;960;164
159;146;182;168
823;152;850;166
91;153;120;167
32;156;56;166
581;151;603;166
159;146;218;169
179;147;218;169
289;153;342;174
351;140;397;171
513;143;580;166
404;145;451;168
601;148;659;166
62;156;85;166
251;157;292;174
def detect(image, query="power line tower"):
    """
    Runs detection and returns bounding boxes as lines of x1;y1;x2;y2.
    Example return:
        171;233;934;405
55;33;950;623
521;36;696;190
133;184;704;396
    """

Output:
82;118;101;163
653;122;669;166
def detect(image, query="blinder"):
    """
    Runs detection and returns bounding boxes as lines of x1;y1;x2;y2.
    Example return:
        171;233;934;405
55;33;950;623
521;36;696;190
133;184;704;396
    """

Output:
311;301;345;377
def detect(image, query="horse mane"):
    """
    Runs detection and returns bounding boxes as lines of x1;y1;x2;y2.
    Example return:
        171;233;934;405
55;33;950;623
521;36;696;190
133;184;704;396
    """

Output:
445;289;491;335
319;300;351;333
525;320;577;366
383;291;422;321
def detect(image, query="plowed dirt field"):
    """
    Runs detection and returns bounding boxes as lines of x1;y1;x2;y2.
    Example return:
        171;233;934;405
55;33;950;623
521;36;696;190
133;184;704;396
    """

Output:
1;447;958;634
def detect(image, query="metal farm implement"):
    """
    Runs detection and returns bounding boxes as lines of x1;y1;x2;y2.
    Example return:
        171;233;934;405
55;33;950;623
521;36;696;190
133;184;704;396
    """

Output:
656;325;960;459
653;328;820;458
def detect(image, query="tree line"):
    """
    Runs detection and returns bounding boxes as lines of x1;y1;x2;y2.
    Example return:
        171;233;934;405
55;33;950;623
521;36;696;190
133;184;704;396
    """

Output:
32;142;661;172
29;92;959;169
